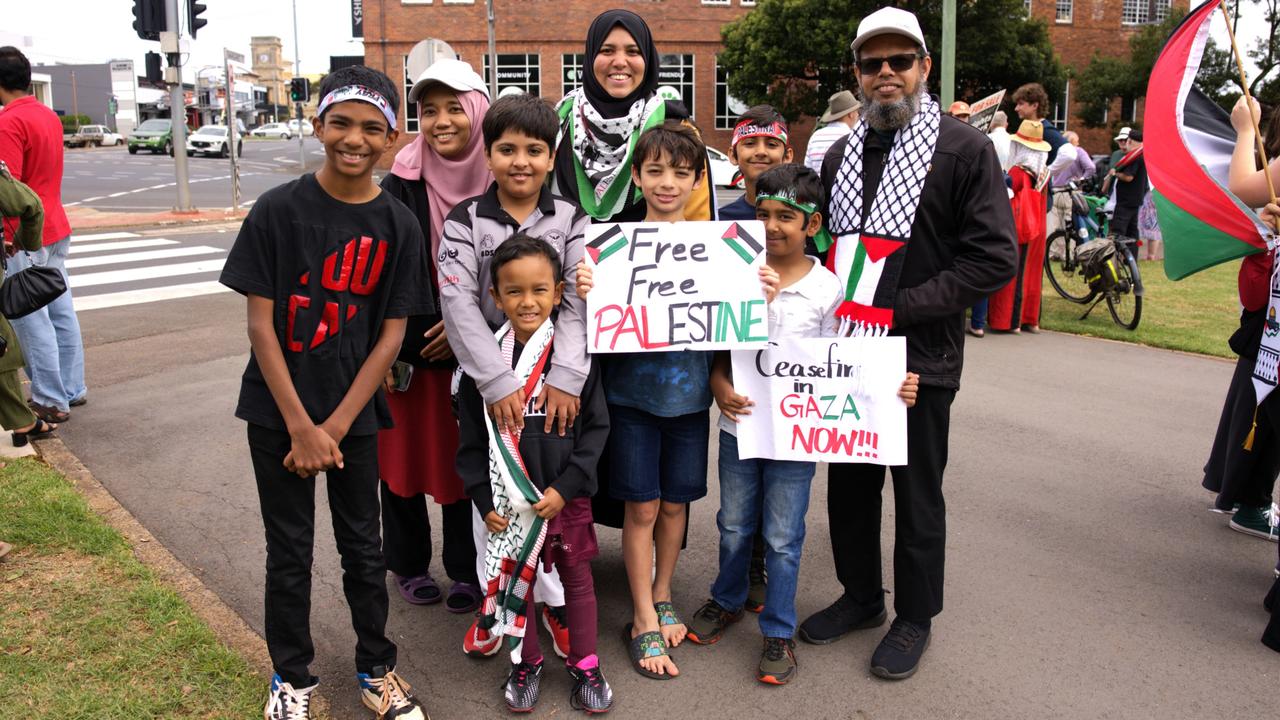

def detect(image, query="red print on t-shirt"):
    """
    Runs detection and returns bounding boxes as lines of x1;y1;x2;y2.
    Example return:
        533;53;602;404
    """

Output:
286;235;388;352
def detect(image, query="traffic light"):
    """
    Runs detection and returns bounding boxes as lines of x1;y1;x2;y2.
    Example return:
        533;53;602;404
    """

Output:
289;77;311;103
131;0;164;41
144;52;163;83
188;0;207;37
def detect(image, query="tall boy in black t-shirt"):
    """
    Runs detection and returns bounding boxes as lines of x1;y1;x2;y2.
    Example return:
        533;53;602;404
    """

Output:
219;65;432;720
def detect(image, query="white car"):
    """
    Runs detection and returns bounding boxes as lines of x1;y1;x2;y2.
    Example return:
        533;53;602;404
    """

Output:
707;147;744;189
285;119;314;137
250;123;293;139
186;125;243;158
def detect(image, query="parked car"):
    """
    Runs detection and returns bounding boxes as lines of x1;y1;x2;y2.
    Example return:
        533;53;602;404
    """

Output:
707;147;744;189
127;118;182;155
285;119;314;137
250;123;293;139
186;125;243;158
65;125;123;148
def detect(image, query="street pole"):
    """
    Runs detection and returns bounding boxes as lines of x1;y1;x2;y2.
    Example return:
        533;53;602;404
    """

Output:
225;51;241;210
70;71;79;129
292;0;305;170
486;0;498;99
941;0;955;108
166;0;193;212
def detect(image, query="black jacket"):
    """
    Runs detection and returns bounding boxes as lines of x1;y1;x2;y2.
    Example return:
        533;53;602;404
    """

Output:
379;173;451;369
457;344;609;517
820;114;1018;389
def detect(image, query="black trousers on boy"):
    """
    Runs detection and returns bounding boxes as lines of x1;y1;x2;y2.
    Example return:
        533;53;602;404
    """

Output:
248;423;397;687
379;483;478;584
826;386;955;621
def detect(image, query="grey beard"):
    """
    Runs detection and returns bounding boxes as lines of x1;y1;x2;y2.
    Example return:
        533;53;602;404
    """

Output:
859;81;927;131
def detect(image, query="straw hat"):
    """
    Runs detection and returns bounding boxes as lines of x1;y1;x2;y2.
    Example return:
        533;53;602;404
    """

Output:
1010;119;1051;152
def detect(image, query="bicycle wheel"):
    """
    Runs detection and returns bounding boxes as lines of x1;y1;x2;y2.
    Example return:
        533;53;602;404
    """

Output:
1105;247;1142;330
1045;229;1095;303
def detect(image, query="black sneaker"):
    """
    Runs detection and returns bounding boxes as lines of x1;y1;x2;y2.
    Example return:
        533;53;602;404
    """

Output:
568;663;614;713
504;660;543;712
757;637;797;685
797;593;887;645
686;598;744;645
870;618;931;680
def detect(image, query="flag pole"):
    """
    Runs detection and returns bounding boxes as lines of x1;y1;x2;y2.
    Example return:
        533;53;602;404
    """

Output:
1218;0;1278;205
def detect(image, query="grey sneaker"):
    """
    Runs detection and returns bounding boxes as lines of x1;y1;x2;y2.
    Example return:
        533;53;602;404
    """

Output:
504;660;543;712
757;637;797;685
686;598;744;645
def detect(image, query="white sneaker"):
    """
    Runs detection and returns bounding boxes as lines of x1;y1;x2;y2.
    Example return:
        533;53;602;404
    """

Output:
357;666;428;720
264;673;317;720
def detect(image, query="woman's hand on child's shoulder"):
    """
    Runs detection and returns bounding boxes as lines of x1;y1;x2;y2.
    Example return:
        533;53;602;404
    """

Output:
533;487;566;520
575;261;594;300
759;265;780;304
898;372;920;408
484;511;510;534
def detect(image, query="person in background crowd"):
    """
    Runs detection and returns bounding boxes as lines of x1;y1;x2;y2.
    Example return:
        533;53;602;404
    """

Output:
804;90;861;173
1106;129;1146;242
1049;131;1096;235
988;120;1051;334
987;110;1012;171
0;46;86;425
947;100;970;122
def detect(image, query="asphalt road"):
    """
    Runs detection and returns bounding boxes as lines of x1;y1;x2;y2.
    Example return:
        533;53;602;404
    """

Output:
53;275;1279;719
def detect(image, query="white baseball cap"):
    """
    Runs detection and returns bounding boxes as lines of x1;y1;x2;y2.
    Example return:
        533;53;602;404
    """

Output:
408;58;489;103
1114;126;1132;141
851;7;928;56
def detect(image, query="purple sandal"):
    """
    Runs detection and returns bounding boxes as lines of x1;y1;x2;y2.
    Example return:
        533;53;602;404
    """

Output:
446;582;483;614
395;573;442;606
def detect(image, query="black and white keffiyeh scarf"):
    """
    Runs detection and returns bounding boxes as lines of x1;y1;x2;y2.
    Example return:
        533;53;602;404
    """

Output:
825;93;940;336
556;88;666;220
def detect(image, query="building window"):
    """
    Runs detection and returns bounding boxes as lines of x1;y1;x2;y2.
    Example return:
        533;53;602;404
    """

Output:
403;55;419;133
1052;81;1069;130
702;0;730;5
715;64;749;130
1055;0;1072;22
442;0;474;3
1121;0;1153;25
1024;0;1032;14
658;54;696;120
741;0;756;5
1121;96;1137;122
1153;0;1171;21
401;0;432;4
562;53;585;95
483;53;541;96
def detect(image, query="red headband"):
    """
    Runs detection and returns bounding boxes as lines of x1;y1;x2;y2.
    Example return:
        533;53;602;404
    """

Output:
731;119;789;150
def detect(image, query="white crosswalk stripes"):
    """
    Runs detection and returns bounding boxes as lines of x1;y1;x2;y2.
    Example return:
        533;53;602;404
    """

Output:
68;231;232;312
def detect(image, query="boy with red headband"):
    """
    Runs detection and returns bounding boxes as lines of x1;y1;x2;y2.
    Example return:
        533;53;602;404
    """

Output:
719;105;795;223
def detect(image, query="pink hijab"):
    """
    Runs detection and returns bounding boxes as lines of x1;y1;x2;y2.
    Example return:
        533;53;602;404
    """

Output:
390;87;492;255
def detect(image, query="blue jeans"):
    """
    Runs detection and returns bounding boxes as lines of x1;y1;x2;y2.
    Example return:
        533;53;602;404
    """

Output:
711;431;815;638
607;404;710;503
970;298;988;330
8;237;86;411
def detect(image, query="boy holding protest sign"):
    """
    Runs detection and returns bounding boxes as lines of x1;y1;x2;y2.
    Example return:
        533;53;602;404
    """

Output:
719;106;794;222
689;164;918;685
576;122;780;680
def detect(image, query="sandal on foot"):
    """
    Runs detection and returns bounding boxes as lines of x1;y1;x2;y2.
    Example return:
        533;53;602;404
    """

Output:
622;623;674;680
12;419;56;447
445;581;483;614
654;601;683;630
395;573;442;605
26;402;68;424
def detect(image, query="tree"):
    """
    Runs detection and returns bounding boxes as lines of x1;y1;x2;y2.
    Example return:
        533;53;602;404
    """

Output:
718;0;1065;121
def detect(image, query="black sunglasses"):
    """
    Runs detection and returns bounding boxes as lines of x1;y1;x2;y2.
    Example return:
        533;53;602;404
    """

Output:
856;53;922;75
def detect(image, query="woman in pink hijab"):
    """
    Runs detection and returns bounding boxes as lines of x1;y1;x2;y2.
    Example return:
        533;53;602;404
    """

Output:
377;58;491;612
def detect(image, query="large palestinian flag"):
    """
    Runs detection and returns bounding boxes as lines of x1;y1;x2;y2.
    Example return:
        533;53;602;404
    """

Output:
1145;0;1272;280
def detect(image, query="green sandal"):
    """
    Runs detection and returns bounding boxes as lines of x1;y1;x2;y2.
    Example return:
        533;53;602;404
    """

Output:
622;622;675;680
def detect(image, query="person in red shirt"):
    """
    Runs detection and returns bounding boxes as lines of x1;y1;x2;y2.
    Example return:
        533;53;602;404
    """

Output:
0;47;85;423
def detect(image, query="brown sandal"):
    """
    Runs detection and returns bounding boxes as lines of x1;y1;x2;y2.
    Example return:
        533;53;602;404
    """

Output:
27;401;68;424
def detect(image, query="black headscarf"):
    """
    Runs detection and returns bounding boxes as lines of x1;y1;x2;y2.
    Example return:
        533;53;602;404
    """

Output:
580;9;661;119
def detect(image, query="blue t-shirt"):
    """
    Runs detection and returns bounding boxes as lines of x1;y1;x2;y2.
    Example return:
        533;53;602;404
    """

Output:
719;196;755;221
602;352;713;417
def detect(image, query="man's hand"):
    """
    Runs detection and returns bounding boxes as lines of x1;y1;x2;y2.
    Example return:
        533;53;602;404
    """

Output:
532;488;566;520
484;511;510;533
488;389;526;434
283;424;343;477
383;368;396;393
420;321;453;362
711;372;754;423
536;385;580;436
1260;202;1280;231
575;261;594;300
759;265;781;304
898;372;920;408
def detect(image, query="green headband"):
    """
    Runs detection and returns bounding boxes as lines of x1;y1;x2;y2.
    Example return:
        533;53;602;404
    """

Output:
755;193;834;251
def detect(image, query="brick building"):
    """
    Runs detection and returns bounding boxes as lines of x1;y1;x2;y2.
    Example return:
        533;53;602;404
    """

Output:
360;0;1181;161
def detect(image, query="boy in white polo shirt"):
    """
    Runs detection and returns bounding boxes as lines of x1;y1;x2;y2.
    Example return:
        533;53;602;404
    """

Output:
690;164;918;685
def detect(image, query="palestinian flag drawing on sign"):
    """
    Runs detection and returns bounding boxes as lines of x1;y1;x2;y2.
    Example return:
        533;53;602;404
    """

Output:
586;224;628;264
1145;0;1272;280
721;222;764;264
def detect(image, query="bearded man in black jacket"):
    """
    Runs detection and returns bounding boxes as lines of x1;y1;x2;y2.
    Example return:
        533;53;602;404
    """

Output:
797;7;1018;680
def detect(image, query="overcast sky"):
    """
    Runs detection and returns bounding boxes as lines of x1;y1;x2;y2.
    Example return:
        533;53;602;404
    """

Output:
2;1;1273;81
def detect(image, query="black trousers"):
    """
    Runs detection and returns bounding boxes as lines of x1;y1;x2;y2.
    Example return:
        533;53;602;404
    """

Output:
379;483;478;584
247;423;396;687
826;385;955;621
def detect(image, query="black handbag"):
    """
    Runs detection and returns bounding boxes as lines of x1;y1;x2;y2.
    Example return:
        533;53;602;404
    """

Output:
0;251;67;319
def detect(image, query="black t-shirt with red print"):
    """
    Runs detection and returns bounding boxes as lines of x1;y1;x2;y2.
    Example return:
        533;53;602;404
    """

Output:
220;173;433;435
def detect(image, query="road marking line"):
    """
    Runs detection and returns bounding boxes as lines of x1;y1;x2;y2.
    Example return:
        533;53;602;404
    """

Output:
70;239;179;255
75;231;139;242
73;281;231;312
107;191;129;197
67;246;223;269
69;259;226;288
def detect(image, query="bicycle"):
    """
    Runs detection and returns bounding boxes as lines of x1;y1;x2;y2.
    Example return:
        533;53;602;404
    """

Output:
1043;182;1144;330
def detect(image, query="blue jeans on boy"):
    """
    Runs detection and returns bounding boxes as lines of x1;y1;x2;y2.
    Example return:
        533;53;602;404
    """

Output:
970;298;988;331
711;430;815;638
7;237;86;412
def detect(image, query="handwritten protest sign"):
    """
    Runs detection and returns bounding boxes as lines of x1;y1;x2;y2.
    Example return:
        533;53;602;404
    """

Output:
966;89;1006;133
732;337;907;465
585;221;769;353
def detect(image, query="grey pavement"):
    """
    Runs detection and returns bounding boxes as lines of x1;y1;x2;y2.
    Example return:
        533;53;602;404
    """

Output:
58;290;1278;719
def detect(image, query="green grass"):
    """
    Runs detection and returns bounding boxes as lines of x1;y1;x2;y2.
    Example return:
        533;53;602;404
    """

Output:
1038;258;1241;359
0;458;265;719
